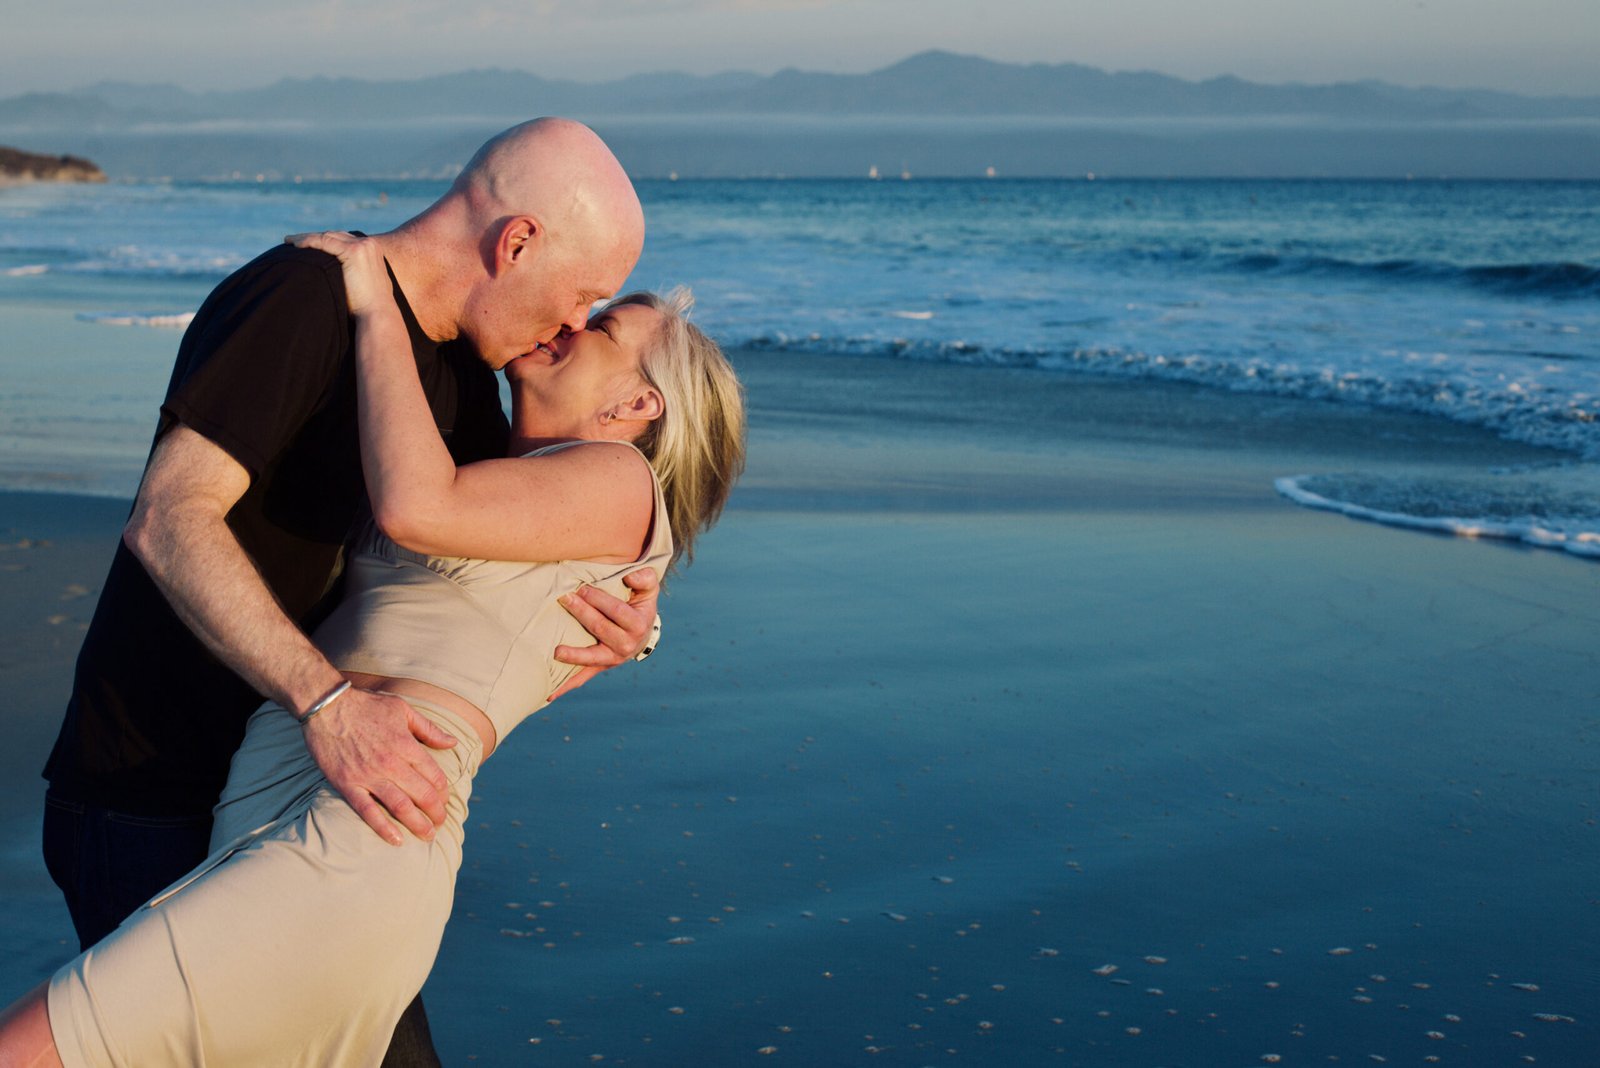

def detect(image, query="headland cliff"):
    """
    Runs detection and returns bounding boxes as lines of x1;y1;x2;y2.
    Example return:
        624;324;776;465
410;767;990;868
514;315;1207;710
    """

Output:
0;145;106;182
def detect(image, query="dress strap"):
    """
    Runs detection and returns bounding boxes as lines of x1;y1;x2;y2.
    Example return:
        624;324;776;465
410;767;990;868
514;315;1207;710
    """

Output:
520;439;655;461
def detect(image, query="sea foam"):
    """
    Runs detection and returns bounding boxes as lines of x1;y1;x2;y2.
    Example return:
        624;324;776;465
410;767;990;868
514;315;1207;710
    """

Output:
1275;471;1600;558
740;334;1600;462
75;311;197;329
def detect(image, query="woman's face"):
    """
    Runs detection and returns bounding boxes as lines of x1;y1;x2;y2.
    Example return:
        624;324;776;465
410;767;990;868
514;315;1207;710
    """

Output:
504;302;663;440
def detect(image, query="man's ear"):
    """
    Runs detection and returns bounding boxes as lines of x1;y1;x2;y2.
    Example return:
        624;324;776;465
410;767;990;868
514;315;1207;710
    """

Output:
493;216;540;274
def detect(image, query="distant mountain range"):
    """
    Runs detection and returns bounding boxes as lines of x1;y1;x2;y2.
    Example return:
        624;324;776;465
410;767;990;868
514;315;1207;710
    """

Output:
1;52;1596;179
4;51;1597;129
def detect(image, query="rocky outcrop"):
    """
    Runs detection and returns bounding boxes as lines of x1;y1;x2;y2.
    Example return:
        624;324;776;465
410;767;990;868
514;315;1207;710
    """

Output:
0;145;106;183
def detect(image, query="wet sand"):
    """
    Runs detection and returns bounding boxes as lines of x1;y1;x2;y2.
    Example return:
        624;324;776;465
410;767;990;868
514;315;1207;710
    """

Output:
1;351;1596;1064
0;492;122;977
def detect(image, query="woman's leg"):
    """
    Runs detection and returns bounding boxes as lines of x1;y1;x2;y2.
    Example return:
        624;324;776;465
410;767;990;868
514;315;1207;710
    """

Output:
0;983;64;1068
44;700;479;1068
49;790;461;1067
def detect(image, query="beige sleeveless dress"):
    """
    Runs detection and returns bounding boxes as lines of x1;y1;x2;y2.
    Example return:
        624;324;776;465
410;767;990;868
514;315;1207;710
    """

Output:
47;443;672;1068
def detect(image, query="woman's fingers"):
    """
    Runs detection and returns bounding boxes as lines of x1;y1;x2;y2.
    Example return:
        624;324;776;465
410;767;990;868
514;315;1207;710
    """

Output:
285;229;353;255
283;229;370;266
283;230;388;314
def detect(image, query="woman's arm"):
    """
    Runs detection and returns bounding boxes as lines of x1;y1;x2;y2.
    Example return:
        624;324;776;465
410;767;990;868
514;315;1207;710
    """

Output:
290;231;653;563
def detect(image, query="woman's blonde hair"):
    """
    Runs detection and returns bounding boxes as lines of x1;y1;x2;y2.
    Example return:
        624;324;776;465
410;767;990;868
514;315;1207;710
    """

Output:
605;288;745;568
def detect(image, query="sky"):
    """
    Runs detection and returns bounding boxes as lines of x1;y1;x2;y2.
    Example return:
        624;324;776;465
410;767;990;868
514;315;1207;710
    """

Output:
4;0;1598;99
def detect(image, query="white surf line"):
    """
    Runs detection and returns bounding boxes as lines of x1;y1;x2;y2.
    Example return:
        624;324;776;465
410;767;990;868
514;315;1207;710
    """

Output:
74;311;197;329
1273;475;1600;559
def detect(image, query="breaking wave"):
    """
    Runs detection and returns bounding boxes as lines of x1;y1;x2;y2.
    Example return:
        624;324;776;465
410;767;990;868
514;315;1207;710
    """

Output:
739;333;1600;460
1275;471;1600;558
75;310;197;329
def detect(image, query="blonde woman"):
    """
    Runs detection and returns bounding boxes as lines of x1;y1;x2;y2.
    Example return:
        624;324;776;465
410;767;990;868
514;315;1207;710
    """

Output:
0;232;745;1067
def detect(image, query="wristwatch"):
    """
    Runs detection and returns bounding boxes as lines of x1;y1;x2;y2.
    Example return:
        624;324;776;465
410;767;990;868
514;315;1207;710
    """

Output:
634;614;663;662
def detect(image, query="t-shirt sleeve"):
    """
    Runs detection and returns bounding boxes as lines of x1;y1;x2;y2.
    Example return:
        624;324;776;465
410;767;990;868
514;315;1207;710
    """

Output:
160;254;349;479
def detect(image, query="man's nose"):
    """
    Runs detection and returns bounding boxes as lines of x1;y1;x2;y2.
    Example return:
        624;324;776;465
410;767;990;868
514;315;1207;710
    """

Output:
561;305;589;334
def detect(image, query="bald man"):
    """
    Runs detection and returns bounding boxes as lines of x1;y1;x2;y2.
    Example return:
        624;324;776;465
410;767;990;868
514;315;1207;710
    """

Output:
40;119;651;1066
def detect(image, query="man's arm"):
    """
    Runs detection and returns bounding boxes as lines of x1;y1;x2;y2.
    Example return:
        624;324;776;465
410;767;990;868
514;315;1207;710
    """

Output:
124;426;455;846
548;569;661;701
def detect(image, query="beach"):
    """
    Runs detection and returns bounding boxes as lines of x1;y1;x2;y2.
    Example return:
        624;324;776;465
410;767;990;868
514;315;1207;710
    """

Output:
3;346;1595;1064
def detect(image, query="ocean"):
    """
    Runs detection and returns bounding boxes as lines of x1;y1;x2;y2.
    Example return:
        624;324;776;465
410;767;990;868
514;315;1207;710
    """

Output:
2;175;1598;546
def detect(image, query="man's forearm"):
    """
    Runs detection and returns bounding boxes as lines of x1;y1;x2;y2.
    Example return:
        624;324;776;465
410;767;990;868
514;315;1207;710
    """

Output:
125;498;342;717
127;425;453;844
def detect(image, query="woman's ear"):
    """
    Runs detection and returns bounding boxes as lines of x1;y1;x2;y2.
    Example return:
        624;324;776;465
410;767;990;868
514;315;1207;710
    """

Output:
609;384;665;430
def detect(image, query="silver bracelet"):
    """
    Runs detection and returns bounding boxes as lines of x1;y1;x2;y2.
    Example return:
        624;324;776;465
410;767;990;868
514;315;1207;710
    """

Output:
634;614;663;662
296;680;352;725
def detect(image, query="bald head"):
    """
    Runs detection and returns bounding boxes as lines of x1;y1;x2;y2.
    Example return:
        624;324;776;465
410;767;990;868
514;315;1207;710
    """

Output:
391;118;645;368
455;118;644;275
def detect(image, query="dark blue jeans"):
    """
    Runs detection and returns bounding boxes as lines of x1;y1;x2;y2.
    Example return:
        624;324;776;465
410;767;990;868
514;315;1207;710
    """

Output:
42;789;213;951
42;788;441;1067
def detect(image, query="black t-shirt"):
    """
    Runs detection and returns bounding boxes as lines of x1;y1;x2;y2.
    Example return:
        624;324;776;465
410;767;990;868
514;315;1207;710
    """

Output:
43;244;508;816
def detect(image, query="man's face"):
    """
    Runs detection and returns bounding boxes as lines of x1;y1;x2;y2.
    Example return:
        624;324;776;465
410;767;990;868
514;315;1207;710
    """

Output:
461;227;637;371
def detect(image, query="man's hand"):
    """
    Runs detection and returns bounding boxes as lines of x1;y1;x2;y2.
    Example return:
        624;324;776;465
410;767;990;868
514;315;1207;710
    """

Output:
300;689;458;846
127;428;460;848
549;567;661;701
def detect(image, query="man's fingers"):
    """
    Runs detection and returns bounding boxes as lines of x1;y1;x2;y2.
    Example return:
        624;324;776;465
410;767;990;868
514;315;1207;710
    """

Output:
372;728;447;827
622;566;660;593
548;666;600;702
346;792;404;847
564;583;640;626
305;689;453;842
339;756;445;836
402;740;449;798
369;779;437;842
558;587;633;659
408;706;459;752
389;762;448;830
553;638;624;668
